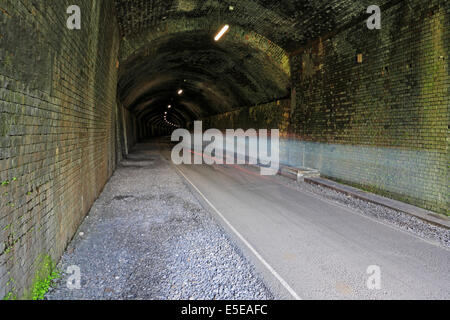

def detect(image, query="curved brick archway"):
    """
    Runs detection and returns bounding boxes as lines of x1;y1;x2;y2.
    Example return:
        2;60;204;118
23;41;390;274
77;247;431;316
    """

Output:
0;0;448;300
117;20;292;135
119;18;291;74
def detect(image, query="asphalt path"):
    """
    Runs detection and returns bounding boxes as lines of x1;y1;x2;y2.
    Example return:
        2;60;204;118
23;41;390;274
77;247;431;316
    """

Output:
165;146;450;300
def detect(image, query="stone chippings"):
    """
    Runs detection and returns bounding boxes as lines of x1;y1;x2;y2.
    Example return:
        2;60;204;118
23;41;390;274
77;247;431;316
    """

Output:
1;0;449;299
46;144;273;300
279;176;450;250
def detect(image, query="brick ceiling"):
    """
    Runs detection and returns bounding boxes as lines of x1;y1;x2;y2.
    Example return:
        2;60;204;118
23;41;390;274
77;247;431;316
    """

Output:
115;0;390;52
114;0;392;128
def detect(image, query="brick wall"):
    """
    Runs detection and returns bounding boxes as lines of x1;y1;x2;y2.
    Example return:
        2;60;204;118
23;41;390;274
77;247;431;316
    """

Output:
0;0;448;299
203;100;291;134
205;0;449;215
0;0;120;298
121;105;137;156
289;0;448;214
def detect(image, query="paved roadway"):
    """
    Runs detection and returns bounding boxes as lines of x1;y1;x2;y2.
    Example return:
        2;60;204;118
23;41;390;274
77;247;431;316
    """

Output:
161;143;450;300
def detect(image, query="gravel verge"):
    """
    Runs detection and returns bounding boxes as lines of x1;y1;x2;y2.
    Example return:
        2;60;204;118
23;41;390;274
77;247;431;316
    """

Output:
279;175;450;249
46;143;273;300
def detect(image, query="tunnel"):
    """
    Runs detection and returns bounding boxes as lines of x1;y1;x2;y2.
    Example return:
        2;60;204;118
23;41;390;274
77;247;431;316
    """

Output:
117;20;291;139
0;0;449;301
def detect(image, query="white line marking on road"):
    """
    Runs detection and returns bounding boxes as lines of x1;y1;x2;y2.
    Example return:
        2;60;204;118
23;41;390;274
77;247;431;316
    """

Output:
175;166;302;300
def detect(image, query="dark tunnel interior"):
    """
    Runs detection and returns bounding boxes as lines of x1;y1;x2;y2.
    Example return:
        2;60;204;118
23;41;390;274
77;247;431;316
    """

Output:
114;0;392;138
117;30;291;137
0;0;448;300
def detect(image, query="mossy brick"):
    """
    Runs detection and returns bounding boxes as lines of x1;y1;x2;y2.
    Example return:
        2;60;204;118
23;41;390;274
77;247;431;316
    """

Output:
205;0;448;215
0;0;120;298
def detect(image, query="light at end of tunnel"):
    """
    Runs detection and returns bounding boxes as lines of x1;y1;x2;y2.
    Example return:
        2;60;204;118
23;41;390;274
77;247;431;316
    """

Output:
177;89;183;95
214;24;230;41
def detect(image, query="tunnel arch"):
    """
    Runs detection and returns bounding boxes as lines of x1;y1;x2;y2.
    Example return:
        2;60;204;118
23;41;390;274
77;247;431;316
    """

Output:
114;0;393;138
118;18;291;73
116;18;292;137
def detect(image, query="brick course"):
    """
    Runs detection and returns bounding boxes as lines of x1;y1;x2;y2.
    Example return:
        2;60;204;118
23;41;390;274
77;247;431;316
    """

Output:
0;0;120;298
0;0;448;299
289;0;448;214
205;0;449;215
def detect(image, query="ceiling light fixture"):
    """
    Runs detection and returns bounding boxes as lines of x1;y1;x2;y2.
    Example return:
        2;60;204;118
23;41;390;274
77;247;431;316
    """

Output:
214;24;229;41
177;89;183;95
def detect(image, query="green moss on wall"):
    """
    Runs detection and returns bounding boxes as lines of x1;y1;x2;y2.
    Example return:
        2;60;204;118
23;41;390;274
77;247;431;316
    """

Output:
22;255;60;300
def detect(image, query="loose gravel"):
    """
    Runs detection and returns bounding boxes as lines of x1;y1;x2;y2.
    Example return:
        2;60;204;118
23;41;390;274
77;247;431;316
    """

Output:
46;143;273;300
46;141;449;300
280;175;450;249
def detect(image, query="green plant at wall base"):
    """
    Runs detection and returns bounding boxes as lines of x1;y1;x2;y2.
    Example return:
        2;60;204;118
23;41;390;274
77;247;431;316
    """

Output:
27;255;60;300
31;270;60;300
2;277;17;300
2;291;17;300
